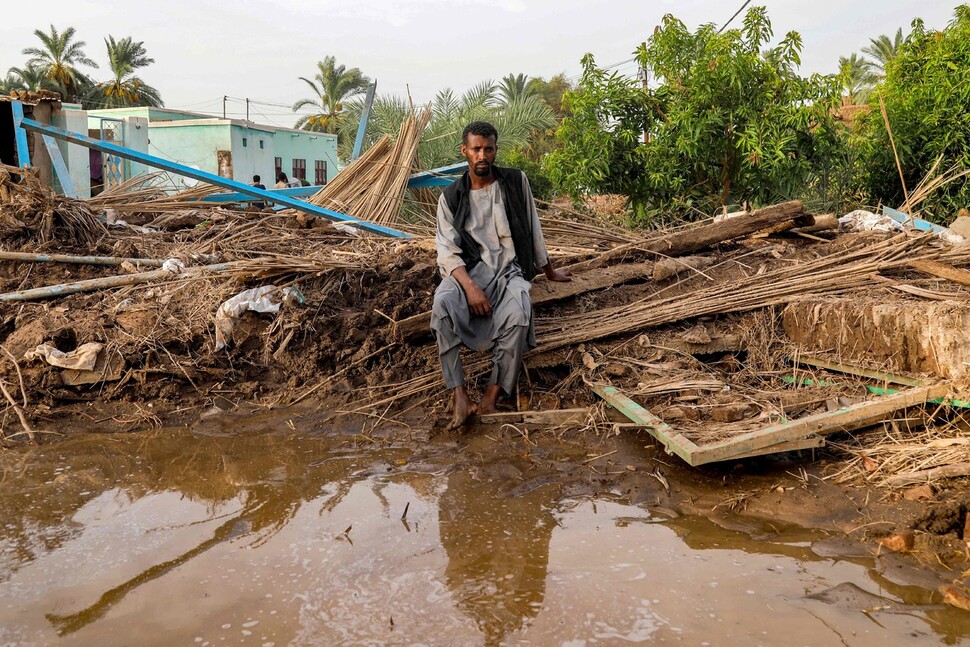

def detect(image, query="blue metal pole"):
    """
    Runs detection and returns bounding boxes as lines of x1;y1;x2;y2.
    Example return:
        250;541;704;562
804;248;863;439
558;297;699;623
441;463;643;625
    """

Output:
11;101;30;168
406;162;466;188
351;80;377;162
41;134;79;198
16;109;409;239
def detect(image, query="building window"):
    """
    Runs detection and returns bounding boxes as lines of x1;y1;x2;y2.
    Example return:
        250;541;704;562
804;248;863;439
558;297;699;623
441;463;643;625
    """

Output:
259;140;264;149
275;157;282;178
314;160;327;185
242;137;248;147
292;158;306;181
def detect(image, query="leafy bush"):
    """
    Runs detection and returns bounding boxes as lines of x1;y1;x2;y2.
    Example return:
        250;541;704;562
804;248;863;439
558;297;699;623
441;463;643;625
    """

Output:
856;5;970;222
500;148;556;202
547;8;849;223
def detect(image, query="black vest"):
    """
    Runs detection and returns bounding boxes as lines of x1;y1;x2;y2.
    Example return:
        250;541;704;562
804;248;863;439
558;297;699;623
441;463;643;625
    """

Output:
442;165;538;281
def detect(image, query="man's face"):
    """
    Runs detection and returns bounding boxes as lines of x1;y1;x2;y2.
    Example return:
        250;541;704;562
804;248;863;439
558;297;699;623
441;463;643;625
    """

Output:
461;134;497;178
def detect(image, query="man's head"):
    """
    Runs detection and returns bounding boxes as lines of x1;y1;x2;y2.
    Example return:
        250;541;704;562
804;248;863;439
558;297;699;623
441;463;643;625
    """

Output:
253;174;260;183
461;121;498;179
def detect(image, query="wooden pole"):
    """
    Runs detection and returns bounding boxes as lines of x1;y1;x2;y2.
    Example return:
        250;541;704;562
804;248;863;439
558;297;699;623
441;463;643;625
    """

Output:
0;262;237;302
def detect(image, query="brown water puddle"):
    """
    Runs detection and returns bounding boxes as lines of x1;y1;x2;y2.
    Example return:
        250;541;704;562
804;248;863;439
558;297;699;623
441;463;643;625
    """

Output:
0;424;968;646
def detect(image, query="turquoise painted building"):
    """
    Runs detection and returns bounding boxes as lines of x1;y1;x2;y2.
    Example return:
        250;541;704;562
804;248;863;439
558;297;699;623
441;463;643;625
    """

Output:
85;107;338;190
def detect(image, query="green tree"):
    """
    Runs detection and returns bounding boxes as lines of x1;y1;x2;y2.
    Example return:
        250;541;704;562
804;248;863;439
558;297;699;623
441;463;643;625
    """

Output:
3;64;56;93
498;73;534;104
91;36;163;108
340;80;554;170
547;7;846;222
528;73;573;118
862;27;905;78
839;53;876;103
292;56;370;144
21;25;98;102
857;6;970;221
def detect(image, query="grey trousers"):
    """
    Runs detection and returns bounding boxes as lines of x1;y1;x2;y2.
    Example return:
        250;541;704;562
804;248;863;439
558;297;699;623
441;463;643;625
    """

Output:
431;263;534;395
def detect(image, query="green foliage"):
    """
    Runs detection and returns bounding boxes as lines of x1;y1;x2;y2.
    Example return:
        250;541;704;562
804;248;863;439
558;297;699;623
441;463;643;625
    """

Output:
90;36;163;108
547;8;847;222
342;80;555;169
292;56;370;147
839;53;876;103
22;24;98;102
499;148;555;201
856;5;970;221
863;28;905;78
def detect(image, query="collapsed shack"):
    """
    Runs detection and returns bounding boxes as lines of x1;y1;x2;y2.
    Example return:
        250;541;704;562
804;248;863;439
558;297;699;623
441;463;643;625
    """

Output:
3;143;970;497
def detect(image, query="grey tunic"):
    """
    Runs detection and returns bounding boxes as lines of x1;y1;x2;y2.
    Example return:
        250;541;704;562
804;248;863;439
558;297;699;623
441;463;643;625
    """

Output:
431;174;550;394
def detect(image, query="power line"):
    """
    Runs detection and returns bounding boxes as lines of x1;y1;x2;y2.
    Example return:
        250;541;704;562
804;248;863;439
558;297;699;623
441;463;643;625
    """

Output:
718;0;753;34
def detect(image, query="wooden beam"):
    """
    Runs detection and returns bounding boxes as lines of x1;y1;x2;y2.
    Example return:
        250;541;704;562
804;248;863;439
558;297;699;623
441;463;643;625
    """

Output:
394;262;654;341
478;408;590;426
908;260;970;288
689;384;950;465
793;356;924;387
569;201;805;271
591;384;700;465
728;436;825;460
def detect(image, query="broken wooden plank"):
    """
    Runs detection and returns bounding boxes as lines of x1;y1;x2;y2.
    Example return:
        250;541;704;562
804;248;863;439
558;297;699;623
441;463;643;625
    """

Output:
885;462;970;487
689;384;950;465
394;262;653;341
591;384;700;465
479;408;590;426
908;260;970;288
793;356;924;387
728;436;825;460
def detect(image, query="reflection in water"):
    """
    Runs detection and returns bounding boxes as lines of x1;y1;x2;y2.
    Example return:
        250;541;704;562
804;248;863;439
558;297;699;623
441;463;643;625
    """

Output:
1;424;969;645
438;464;557;645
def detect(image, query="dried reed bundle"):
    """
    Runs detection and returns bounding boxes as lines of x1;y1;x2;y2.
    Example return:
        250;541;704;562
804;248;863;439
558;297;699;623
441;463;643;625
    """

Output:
305;107;433;227
0;165;105;246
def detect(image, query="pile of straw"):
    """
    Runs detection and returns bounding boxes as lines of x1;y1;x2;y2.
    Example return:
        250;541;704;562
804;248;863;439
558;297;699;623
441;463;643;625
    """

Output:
0;164;105;246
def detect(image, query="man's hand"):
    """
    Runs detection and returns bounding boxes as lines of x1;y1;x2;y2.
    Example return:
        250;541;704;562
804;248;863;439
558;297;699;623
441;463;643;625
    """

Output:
451;266;492;317
543;262;573;283
464;282;492;317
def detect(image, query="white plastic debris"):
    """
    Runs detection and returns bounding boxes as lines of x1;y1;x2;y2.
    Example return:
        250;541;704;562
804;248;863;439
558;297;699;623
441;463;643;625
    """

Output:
24;342;104;371
333;222;362;237
838;210;904;233
214;285;303;350
162;258;186;273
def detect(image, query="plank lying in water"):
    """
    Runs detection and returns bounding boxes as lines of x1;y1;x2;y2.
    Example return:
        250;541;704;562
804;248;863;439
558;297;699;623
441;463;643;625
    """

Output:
478;408;590;426
394;262;653;341
592;382;950;466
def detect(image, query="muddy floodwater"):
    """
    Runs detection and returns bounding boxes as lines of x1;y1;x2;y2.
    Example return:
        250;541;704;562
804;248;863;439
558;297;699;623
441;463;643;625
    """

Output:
1;417;969;646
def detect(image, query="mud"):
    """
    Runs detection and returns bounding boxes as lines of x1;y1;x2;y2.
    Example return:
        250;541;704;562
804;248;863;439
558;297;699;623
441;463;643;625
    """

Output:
2;415;970;645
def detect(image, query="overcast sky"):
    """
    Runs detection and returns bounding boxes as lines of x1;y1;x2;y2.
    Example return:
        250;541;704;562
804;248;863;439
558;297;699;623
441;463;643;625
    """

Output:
1;0;959;127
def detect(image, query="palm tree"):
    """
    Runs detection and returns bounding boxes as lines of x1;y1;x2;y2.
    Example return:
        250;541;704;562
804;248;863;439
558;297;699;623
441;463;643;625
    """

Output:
3;64;57;93
862;28;905;78
838;53;876;103
498;73;534;104
292;56;370;141
21;24;98;102
93;36;163;108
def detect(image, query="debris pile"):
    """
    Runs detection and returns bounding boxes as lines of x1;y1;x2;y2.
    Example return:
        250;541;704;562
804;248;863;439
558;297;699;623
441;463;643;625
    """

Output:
2;149;970;494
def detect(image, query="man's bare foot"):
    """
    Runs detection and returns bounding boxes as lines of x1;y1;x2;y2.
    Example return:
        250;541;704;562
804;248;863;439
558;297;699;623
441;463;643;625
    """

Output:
447;386;478;430
478;384;503;414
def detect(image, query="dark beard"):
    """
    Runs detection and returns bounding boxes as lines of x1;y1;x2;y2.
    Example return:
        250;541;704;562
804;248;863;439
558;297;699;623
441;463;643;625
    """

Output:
473;163;491;177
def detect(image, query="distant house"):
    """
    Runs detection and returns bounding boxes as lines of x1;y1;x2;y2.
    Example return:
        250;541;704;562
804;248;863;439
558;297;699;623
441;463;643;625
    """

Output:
85;106;338;193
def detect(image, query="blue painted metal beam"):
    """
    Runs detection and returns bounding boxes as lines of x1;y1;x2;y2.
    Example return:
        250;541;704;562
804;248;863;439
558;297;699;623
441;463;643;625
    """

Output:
201;185;320;203
406;162;466;189
351;80;377;162
16;109;409;239
41;134;79;198
11;101;30;168
882;205;945;234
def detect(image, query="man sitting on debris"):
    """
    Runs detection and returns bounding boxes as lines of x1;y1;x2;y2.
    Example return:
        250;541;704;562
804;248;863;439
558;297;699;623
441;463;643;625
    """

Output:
432;121;571;429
